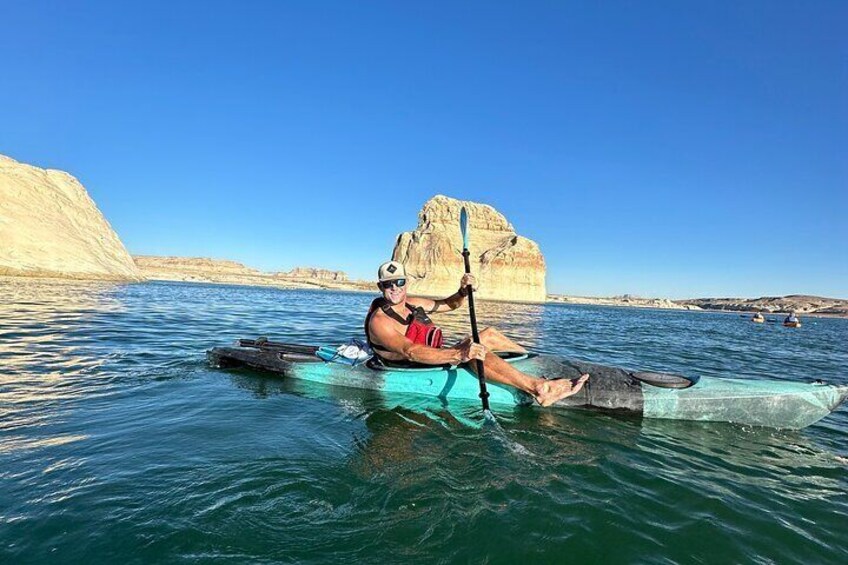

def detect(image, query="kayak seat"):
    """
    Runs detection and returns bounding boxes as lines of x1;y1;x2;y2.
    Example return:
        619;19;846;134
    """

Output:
630;371;699;389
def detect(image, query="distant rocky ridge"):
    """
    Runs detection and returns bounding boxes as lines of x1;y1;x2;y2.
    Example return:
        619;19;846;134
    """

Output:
549;294;702;311
0;154;141;280
676;295;848;316
548;294;847;316
134;256;262;277
392;195;546;302
275;267;347;281
134;256;365;291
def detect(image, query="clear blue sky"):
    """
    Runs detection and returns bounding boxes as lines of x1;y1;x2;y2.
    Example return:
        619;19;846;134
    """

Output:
2;1;846;299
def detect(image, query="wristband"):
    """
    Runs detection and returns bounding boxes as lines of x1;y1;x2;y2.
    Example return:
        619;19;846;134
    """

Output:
458;286;469;298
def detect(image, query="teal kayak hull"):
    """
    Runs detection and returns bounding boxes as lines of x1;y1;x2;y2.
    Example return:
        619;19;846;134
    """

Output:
207;341;848;429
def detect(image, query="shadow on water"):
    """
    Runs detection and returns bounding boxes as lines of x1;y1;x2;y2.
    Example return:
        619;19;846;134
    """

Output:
228;362;585;436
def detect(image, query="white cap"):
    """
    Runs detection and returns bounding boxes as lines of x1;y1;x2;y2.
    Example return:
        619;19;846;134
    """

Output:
377;260;406;282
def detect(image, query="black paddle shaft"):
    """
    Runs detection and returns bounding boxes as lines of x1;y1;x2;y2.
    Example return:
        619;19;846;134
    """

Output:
462;248;490;409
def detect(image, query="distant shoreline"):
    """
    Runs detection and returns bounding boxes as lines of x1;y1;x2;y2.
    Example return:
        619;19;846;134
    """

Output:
3;274;846;319
547;299;847;320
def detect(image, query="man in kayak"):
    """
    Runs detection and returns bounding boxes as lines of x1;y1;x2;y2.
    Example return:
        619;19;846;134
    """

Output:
365;261;589;407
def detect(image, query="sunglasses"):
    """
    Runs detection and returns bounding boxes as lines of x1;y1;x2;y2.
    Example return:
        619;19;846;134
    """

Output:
379;278;407;290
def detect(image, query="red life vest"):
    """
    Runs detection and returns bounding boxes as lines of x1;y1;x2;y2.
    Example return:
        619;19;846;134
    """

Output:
365;298;444;351
405;317;444;348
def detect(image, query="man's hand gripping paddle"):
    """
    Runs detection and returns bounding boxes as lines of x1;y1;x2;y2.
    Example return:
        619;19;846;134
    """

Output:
460;207;491;413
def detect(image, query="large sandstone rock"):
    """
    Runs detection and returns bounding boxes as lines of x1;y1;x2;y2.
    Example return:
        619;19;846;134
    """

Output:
391;195;546;302
0;154;140;280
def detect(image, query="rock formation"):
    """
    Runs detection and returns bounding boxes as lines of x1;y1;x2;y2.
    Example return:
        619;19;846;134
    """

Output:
0;154;140;280
677;295;848;316
548;294;701;311
134;255;366;291
134;256;262;281
391;195;546;302
274;267;347;281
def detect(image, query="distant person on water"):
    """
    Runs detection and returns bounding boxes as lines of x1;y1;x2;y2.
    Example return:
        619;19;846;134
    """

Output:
752;312;765;322
785;311;800;324
364;261;589;407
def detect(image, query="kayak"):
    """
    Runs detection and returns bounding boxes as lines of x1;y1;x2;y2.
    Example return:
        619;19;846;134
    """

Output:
207;339;848;429
784;321;802;328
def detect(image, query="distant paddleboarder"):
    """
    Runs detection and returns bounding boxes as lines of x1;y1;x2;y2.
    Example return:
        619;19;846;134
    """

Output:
784;311;801;327
364;261;588;407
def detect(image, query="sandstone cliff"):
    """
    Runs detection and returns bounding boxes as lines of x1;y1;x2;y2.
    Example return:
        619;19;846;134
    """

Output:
0;154;140;280
391;195;546;302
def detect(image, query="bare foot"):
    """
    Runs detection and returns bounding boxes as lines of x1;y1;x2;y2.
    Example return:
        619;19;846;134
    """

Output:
532;374;589;407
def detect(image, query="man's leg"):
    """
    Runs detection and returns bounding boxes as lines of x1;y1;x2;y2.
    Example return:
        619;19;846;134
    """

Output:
478;327;527;354
461;346;588;407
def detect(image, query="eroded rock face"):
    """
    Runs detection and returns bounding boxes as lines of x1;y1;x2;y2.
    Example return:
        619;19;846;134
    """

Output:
134;255;362;290
275;267;347;281
677;295;848;315
548;294;701;311
0;154;140;280
391;195;546;302
134;256;262;280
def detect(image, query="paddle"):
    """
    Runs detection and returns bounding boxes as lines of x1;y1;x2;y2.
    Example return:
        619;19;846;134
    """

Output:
459;206;491;412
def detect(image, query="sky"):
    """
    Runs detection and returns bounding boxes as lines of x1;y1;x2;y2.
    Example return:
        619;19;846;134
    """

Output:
1;1;846;299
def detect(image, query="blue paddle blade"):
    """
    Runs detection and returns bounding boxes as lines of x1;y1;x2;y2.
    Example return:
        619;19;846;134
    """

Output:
460;207;469;249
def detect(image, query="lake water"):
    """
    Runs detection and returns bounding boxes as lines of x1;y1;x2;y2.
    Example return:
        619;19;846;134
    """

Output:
1;279;846;563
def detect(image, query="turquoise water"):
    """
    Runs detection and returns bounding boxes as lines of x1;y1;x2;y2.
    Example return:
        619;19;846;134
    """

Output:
1;279;846;563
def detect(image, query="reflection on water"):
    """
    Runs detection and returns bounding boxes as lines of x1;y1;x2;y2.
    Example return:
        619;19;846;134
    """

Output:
638;420;846;499
1;278;847;563
0;433;89;455
0;277;126;376
0;278;130;456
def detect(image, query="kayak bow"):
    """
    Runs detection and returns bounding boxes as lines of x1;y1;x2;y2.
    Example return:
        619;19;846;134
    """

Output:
207;339;848;430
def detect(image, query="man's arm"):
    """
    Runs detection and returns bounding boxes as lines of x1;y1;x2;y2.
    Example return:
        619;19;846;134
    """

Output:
369;315;465;365
413;289;467;314
410;274;475;314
